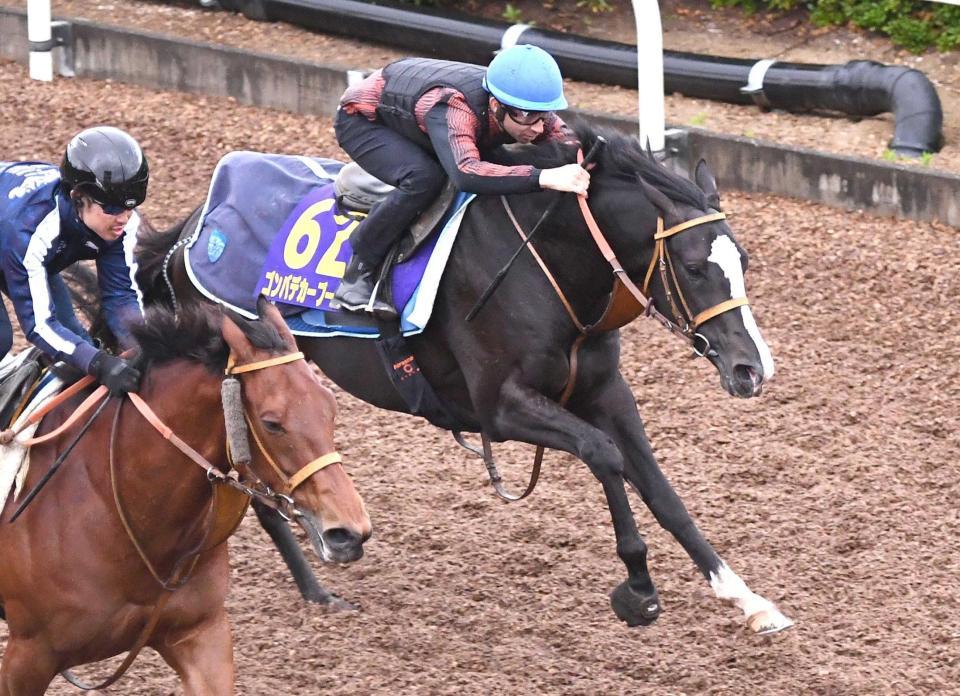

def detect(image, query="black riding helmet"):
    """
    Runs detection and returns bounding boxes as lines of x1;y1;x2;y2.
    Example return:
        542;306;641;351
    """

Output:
60;126;149;211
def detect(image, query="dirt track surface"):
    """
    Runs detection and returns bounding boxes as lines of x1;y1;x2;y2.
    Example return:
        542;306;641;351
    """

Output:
0;55;959;694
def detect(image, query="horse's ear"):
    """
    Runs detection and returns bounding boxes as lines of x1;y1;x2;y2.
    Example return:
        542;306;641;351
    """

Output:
256;294;297;347
638;176;679;220
694;159;721;210
221;305;253;359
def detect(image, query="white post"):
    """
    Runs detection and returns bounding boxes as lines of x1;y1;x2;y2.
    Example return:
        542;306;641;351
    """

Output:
27;0;54;81
632;0;665;152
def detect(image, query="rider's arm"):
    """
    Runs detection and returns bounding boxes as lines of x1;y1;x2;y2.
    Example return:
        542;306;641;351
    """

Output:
423;99;543;195
95;213;145;352
338;69;384;120
2;213;99;372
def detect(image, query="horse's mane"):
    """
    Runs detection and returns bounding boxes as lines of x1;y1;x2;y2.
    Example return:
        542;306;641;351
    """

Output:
130;303;288;372
133;211;198;301
490;122;710;210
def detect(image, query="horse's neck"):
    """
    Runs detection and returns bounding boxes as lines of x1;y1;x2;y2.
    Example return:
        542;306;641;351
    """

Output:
112;363;228;560
524;195;622;317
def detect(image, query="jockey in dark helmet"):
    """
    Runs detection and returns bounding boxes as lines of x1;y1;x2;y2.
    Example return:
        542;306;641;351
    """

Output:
332;44;590;318
0;126;149;394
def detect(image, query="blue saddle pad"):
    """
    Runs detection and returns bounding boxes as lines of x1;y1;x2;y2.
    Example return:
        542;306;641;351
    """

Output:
183;151;474;338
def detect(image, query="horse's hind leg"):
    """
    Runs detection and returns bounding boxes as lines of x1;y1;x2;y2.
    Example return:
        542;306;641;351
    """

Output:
577;374;794;634
252;500;356;609
0;638;58;696
155;609;234;696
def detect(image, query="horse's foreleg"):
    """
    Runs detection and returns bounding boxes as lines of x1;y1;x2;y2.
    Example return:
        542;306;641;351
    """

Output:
155;609;234;696
0;638;58;696
576;375;794;634
491;380;660;626
252;500;356;609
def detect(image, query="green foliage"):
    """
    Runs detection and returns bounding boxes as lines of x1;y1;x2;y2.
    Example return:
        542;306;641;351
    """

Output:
577;0;614;13
690;112;708;126
711;0;960;52
502;3;525;23
919;151;934;166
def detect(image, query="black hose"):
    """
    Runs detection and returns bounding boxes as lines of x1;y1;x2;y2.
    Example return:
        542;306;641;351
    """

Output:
216;0;943;155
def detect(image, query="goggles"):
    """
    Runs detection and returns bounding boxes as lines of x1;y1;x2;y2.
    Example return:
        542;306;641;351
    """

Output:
83;178;147;215
96;200;130;215
503;105;548;126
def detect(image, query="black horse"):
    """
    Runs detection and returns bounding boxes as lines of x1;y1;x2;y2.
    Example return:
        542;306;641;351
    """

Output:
133;124;793;634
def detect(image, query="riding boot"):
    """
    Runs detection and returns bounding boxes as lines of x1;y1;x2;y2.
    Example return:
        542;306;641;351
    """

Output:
333;256;398;319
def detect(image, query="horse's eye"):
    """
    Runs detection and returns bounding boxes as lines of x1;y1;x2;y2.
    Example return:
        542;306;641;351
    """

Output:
262;419;286;434
685;264;704;278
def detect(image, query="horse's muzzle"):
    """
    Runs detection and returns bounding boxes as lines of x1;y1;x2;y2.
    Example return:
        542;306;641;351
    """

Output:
299;514;369;564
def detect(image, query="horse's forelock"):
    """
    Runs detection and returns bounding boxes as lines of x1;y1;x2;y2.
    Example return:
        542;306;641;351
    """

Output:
131;303;290;373
131;304;229;371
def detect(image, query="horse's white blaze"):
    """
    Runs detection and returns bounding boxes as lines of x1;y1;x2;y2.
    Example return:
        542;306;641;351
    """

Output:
707;236;775;379
709;562;794;633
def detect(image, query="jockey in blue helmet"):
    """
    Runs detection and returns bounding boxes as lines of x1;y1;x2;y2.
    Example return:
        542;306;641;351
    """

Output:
333;44;590;318
0;126;147;394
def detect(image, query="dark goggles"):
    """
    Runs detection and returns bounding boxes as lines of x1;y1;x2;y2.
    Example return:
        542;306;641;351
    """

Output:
503;105;548;126
96;201;130;215
84;179;148;215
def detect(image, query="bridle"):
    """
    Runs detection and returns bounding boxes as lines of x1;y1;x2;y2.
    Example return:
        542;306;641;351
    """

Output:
224;351;342;508
568;147;750;351
478;154;752;501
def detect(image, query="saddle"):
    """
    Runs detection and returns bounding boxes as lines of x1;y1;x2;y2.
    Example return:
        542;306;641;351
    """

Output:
0;348;44;430
333;162;458;264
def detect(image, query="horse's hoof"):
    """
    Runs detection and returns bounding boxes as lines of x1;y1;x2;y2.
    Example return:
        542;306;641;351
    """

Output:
322;595;360;613
610;580;661;627
747;607;794;635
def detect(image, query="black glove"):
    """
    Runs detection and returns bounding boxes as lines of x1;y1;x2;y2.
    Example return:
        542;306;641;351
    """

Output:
89;351;141;395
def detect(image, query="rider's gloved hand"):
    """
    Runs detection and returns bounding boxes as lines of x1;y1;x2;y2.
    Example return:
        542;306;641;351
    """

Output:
538;163;590;196
89;351;141;395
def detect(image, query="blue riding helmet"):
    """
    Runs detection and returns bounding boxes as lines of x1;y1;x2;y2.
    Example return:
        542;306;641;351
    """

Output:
483;44;568;112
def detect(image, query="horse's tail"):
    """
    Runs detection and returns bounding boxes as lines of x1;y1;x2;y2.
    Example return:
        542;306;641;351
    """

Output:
134;207;200;303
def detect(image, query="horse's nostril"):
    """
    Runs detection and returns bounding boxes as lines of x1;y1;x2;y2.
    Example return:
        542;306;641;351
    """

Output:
322;527;362;549
734;364;759;387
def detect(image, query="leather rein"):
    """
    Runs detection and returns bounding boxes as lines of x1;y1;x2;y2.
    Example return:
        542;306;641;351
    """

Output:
25;349;341;692
476;152;751;501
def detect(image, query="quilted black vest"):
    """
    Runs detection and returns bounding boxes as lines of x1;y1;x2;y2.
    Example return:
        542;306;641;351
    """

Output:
378;58;490;148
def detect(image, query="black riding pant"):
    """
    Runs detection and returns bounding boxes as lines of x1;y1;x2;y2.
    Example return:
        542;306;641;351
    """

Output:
334;109;446;266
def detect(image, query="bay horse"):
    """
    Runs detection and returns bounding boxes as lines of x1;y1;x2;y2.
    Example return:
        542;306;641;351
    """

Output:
0;297;371;694
135;124;793;634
